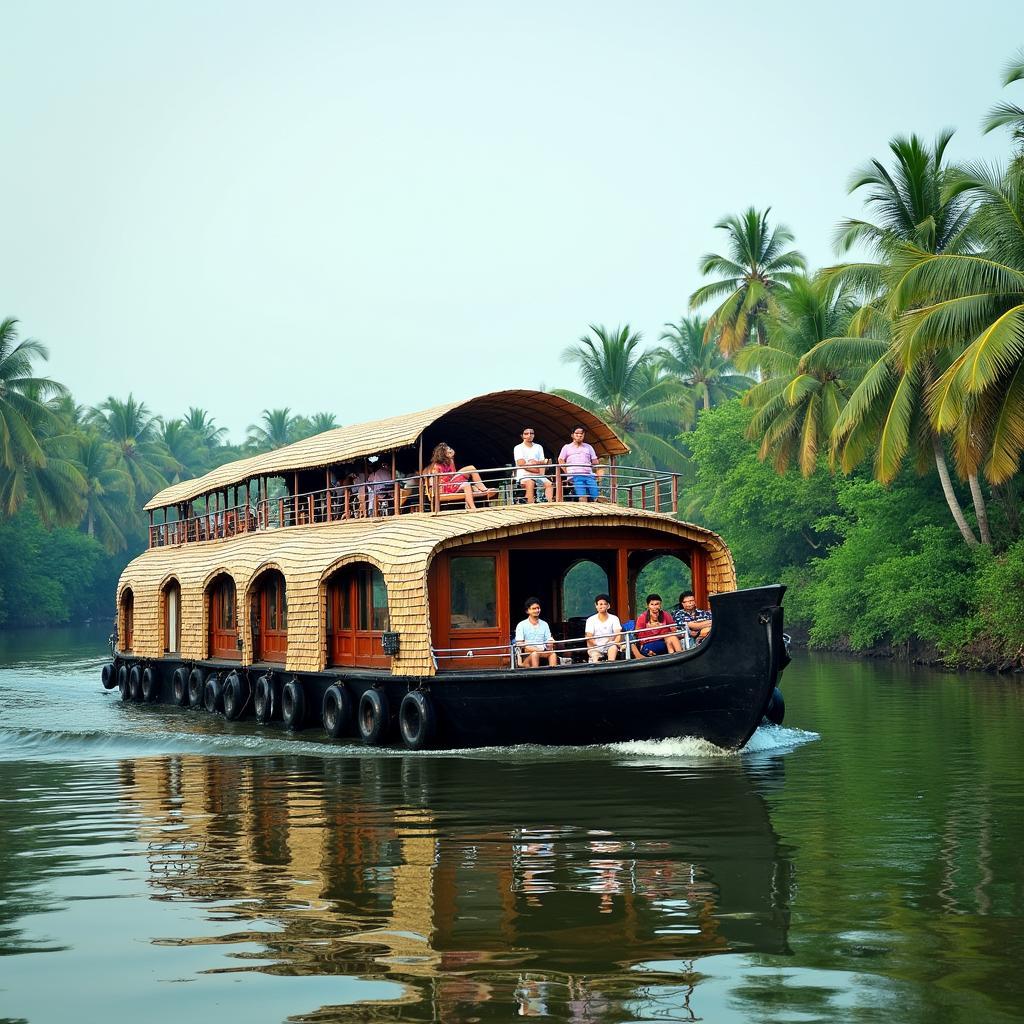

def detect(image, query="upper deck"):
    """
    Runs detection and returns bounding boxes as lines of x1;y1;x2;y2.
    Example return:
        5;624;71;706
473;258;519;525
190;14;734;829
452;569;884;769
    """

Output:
143;389;685;549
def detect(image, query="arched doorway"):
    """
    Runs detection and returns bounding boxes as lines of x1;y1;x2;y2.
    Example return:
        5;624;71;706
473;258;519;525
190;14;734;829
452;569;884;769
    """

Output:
251;568;287;664
632;553;694;614
120;588;134;652
561;559;611;640
325;563;390;668
163;580;181;654
207;573;240;660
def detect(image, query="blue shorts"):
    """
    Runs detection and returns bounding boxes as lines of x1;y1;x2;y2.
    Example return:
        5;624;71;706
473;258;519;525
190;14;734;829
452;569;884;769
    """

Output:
570;474;599;499
640;639;668;656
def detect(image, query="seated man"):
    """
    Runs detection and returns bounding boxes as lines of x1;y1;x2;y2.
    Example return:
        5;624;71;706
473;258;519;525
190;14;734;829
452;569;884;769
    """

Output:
513;427;554;503
515;597;558;668
585;593;623;662
633;593;683;657
557;425;603;502
673;590;712;645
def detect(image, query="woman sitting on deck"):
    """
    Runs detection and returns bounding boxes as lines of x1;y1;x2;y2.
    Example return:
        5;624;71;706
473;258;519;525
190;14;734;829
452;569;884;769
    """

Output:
427;443;497;509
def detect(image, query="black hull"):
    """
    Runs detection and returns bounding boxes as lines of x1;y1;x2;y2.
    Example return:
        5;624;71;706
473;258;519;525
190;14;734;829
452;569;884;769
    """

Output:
108;585;787;751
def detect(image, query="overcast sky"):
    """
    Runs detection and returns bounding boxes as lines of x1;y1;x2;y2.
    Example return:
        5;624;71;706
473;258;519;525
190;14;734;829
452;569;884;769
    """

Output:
1;1;1017;441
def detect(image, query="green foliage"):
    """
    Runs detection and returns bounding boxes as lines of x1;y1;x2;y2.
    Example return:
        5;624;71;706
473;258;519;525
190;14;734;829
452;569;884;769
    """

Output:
973;539;1024;659
684;400;845;594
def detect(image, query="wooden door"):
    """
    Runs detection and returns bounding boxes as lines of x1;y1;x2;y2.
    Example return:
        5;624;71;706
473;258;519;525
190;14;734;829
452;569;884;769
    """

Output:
326;565;391;668
432;551;508;670
122;591;134;652
209;577;240;660
257;572;288;663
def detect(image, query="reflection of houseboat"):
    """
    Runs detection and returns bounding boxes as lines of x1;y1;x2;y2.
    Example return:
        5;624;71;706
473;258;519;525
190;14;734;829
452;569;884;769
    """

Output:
103;390;788;749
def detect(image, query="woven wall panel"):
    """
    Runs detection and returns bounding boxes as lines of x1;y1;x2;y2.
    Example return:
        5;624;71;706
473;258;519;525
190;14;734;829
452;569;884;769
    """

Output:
117;504;736;676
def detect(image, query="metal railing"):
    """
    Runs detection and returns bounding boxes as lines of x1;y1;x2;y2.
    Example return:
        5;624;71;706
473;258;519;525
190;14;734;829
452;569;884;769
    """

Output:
148;464;684;548
432;621;703;669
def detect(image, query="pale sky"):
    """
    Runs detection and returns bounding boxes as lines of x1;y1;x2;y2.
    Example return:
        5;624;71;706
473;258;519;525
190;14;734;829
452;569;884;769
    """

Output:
1;1;1016;441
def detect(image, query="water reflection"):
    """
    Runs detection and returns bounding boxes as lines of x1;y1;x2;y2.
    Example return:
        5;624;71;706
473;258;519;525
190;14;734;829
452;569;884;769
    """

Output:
113;755;791;1021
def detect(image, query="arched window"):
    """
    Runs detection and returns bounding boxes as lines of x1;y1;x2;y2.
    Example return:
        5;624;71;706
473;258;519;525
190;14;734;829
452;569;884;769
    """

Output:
325;563;390;668
561;559;610;619
251;569;287;664
163;580;181;654
207;573;240;660
120;588;134;653
633;554;693;614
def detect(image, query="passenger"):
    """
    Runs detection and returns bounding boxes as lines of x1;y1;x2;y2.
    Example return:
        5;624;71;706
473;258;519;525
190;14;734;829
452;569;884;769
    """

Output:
633;593;683;657
585;593;623;662
513;427;553;503
427;443;497;509
673;590;712;645
557;425;602;502
515;597;558;668
366;459;392;515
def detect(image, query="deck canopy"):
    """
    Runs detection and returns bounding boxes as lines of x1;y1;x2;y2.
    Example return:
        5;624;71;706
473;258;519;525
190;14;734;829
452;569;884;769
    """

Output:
145;389;629;511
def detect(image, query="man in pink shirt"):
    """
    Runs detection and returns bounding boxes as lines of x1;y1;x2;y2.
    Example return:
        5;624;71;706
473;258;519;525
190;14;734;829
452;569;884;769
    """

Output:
558;426;602;501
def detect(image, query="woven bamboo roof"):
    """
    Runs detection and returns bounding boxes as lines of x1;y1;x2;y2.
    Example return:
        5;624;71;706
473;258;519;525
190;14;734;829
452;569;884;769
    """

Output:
145;390;629;511
118;503;735;677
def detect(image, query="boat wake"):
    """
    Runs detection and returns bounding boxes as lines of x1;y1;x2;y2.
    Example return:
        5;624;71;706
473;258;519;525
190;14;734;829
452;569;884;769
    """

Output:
609;724;819;759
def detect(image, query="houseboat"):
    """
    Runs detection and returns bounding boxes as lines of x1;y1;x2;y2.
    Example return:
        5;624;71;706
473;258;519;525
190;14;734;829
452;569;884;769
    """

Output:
102;389;789;750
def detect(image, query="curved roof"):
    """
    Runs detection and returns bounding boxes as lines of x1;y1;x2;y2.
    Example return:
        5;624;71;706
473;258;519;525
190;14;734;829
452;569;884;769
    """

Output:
118;503;735;676
145;389;629;511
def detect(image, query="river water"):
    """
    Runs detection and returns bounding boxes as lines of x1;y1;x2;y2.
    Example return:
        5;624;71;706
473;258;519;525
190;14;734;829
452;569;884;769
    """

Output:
0;627;1022;1023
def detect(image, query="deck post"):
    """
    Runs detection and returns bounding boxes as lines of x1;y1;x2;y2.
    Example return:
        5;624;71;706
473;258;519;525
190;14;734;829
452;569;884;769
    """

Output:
610;457;618;503
391;451;399;517
671;475;678;514
148;510;154;547
418;436;425;513
654;480;661;512
555;466;563;502
293;472;299;527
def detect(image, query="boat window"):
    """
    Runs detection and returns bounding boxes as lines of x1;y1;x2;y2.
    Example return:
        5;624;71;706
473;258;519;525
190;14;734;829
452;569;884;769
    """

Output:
268;576;278;630
450;556;497;629
357;566;389;631
164;582;180;653
562;560;609;619
220;579;236;629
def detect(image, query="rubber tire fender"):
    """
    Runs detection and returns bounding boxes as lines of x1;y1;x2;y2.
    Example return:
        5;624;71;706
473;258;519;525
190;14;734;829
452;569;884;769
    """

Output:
254;674;275;723
187;667;205;709
203;674;224;714
222;670;249;720
101;663;117;690
281;678;306;731
171;667;189;706
128;664;142;702
322;682;353;739
117;664;130;700
399;690;435;751
765;686;785;726
141;666;158;702
358;688;390;746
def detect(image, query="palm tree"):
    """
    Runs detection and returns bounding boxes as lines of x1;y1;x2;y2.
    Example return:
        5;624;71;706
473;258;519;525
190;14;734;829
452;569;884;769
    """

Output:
552;324;689;471
158;418;205;480
183;407;228;447
982;49;1024;151
740;275;874;476
247;408;298;451
307;412;339;434
0;318;68;477
824;133;987;545
656;315;754;426
689;208;806;356
892;161;1024;491
88;395;173;503
72;431;133;552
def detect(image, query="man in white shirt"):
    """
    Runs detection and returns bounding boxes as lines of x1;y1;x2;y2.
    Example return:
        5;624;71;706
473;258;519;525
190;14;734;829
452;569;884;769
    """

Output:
585;593;623;662
515;597;558;668
513;428;554;503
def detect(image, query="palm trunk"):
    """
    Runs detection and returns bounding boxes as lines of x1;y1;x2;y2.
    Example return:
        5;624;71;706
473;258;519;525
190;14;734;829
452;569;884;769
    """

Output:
87;509;94;537
932;436;978;546
968;473;992;546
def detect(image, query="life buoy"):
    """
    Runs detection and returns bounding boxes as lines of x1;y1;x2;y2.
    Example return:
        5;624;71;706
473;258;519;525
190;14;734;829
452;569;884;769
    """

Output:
187;668;205;709
203;674;223;714
358;688;390;746
223;671;249;720
281;678;305;731
117;664;129;699
254;674;275;723
141;666;158;702
101;663;116;690
399;690;435;751
765;686;785;725
322;682;352;738
171;667;189;706
128;664;142;702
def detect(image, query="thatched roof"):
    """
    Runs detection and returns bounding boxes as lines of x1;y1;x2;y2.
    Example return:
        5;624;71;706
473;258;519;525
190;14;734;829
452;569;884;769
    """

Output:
145;389;629;511
118;502;734;677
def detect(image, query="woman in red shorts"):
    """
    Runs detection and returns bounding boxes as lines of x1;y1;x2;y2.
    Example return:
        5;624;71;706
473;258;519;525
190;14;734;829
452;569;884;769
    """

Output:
427;443;496;509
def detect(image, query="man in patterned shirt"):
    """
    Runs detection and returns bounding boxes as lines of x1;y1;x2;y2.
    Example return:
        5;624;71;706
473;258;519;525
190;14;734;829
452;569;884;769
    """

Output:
673;590;712;645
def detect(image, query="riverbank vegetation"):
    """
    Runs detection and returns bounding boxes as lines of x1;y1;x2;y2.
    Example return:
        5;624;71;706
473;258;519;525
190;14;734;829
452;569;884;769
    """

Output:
2;56;1023;667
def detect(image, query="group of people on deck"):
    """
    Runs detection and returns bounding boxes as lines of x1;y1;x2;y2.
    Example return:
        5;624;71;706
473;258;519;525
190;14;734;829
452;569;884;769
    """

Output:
514;591;712;668
429;424;604;508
